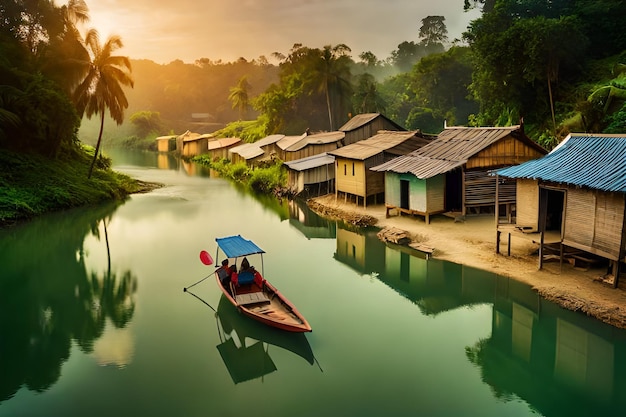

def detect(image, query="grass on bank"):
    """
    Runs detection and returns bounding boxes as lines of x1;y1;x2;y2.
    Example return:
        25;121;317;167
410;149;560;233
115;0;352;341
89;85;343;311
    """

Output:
193;155;287;194
0;147;154;227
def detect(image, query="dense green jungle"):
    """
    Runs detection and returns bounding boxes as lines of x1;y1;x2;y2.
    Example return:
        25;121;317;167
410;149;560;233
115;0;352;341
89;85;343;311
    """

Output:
1;0;626;225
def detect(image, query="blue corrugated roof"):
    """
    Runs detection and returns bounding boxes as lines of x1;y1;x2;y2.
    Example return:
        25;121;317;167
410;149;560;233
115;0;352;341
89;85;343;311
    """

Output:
497;134;626;192
215;235;265;258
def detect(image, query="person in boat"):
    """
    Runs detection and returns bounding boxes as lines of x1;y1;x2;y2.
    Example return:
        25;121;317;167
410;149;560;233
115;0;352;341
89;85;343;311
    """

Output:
240;257;251;272
217;258;232;286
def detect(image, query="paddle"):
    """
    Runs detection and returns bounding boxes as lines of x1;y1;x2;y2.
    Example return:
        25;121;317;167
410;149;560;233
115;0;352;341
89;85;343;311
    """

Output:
183;250;216;292
185;288;217;313
199;250;213;266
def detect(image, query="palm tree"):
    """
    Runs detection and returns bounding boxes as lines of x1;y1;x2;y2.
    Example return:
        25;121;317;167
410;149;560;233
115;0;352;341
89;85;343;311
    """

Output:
313;44;352;131
42;0;92;94
73;29;133;178
228;75;251;120
588;63;626;113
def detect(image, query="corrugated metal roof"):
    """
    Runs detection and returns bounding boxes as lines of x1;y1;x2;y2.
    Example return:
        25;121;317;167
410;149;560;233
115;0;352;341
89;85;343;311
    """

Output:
371;125;539;178
183;132;213;142
208;137;241;150
228;142;264;159
284;152;335;171
339;113;380;131
285;131;345;151
277;133;307;150
371;153;465;178
256;134;285;147
155;135;177;141
239;146;265;159
328;130;429;160
497;133;626;192
216;235;265;258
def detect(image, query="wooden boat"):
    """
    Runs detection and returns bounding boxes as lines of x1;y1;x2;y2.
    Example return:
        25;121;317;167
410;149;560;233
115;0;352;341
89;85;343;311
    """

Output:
209;235;312;333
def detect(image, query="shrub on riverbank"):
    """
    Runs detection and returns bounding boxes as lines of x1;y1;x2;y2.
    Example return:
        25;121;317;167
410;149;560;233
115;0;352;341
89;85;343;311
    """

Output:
193;155;286;194
0;148;152;227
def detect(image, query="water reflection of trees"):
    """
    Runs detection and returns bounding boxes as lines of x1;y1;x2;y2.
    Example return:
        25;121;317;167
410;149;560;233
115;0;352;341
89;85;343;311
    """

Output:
0;203;137;402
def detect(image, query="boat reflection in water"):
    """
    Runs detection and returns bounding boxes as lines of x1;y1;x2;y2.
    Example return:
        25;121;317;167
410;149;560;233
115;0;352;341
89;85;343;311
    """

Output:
215;295;316;384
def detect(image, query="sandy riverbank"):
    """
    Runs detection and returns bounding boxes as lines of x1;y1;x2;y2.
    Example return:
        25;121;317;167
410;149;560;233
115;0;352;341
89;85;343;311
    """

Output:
309;194;626;329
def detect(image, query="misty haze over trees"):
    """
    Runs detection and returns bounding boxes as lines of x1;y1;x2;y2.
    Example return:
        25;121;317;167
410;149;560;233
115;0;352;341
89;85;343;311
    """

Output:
99;1;625;150
2;0;626;160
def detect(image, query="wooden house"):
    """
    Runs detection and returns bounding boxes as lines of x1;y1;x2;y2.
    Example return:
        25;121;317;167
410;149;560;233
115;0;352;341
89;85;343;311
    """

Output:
207;137;241;161
276;133;307;161
339;113;405;145
256;134;285;160
156;135;177;152
281;131;345;162
371;125;546;222
176;131;213;157
328;130;434;207
227;134;286;165
495;133;626;285
284;152;335;196
228;142;264;165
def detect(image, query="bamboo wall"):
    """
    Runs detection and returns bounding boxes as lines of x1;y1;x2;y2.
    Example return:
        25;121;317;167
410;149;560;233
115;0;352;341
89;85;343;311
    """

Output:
464;169;516;210
563;187;626;260
516;179;540;230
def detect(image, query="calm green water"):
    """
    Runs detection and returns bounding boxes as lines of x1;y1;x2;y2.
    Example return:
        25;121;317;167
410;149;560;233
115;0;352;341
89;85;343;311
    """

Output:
1;150;626;417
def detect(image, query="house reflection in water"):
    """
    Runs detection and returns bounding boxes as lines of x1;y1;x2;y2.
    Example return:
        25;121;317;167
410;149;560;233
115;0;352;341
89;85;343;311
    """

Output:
334;225;494;315
288;199;336;240
332;225;626;415
469;277;625;416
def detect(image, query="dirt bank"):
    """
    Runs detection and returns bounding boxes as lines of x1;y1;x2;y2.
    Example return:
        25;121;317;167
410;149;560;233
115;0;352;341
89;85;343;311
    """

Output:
308;194;626;329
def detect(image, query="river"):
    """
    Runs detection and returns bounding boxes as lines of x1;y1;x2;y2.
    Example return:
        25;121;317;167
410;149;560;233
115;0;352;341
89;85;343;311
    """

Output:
1;149;625;417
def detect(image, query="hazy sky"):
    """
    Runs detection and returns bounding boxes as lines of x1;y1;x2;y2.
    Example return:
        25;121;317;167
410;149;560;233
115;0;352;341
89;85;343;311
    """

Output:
85;0;481;64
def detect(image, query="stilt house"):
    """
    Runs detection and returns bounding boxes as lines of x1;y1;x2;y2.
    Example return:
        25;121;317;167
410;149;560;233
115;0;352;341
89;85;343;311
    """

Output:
495;133;626;286
284;152;335;196
371;125;546;223
207;137;241;161
280;131;345;162
328;130;434;207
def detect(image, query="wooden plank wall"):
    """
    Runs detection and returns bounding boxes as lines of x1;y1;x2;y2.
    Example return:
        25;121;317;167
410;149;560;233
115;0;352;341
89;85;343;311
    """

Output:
467;136;545;170
343;118;395;145
335;158;366;196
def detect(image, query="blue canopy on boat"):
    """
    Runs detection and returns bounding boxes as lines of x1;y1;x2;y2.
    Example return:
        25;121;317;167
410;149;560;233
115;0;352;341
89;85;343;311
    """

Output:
215;235;265;258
